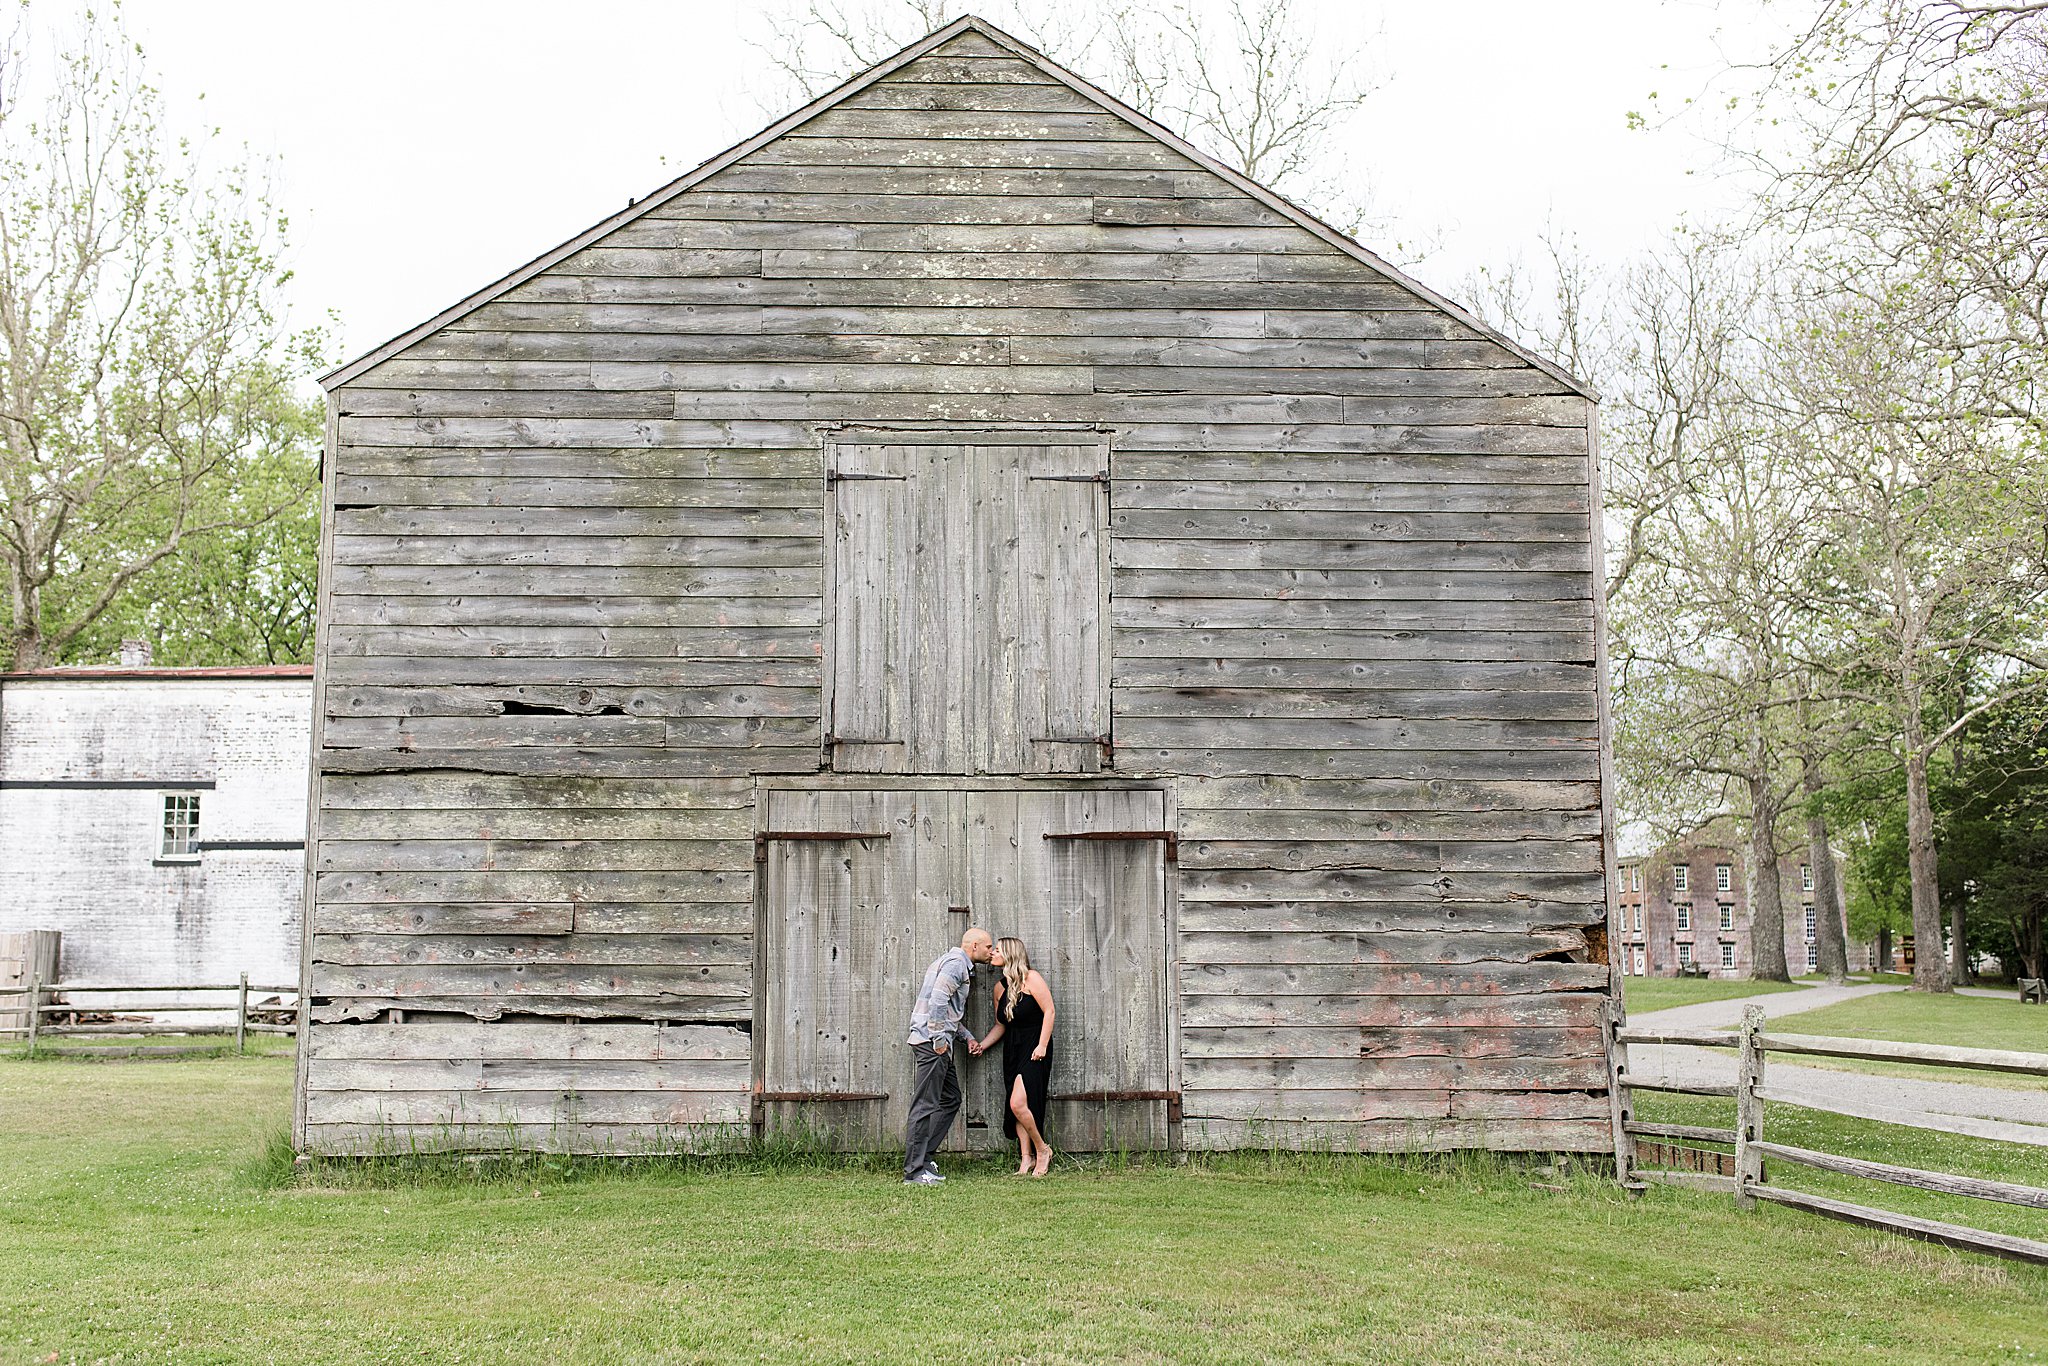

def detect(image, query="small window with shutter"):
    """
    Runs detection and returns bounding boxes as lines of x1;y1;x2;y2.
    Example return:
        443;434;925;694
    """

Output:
825;432;1109;776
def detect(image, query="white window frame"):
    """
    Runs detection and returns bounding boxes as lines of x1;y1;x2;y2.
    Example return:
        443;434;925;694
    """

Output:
159;791;202;862
1806;944;1818;971
1678;942;1693;966
1801;864;1815;892
1675;903;1692;932
1720;941;1735;969
1633;905;1643;934
1715;864;1732;892
1672;865;1689;892
1719;902;1734;931
1804;903;1817;943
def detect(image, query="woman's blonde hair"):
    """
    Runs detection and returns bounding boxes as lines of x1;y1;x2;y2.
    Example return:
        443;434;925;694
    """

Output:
997;936;1030;1021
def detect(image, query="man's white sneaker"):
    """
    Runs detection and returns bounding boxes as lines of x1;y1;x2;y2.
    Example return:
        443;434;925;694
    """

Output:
903;1170;944;1186
921;1163;946;1181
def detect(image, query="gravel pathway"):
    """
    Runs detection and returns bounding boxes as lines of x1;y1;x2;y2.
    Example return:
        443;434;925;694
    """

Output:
1624;983;2048;1133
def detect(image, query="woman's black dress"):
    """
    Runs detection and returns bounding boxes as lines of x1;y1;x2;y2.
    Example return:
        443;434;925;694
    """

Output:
1000;984;1053;1140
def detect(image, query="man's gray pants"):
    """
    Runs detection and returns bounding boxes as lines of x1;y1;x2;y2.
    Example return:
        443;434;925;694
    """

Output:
904;1041;962;1178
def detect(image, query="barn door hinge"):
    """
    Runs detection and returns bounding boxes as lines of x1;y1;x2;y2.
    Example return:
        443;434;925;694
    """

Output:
826;471;908;484
1050;1088;1183;1124
1042;829;1178;862
755;830;893;863
1027;471;1109;484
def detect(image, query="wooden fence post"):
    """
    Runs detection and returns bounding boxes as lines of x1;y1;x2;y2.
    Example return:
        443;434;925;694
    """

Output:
236;973;249;1055
1735;1004;1766;1210
1604;994;1639;1191
23;957;40;1060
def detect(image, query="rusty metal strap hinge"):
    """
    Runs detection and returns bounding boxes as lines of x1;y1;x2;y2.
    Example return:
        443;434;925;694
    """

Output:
826;471;908;484
1042;829;1177;862
1051;1088;1182;1124
1027;471;1110;484
755;830;893;863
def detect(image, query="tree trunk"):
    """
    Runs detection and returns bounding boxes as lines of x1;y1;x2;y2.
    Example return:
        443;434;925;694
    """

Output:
1950;896;1969;987
1799;734;1851;984
1747;775;1791;981
1877;923;1893;973
1902;746;1952;993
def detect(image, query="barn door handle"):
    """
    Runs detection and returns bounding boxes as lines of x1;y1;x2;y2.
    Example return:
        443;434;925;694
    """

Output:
947;905;971;916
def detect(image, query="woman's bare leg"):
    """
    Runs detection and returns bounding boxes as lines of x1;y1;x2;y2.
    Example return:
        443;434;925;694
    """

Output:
1010;1077;1047;1173
1010;1076;1051;1175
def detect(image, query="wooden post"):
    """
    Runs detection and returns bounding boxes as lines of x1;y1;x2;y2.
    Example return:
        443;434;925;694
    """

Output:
1735;1004;1766;1210
23;957;40;1060
236;973;249;1055
1604;994;1639;1192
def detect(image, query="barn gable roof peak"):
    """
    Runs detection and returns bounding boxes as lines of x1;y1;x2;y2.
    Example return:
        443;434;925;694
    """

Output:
322;12;1593;399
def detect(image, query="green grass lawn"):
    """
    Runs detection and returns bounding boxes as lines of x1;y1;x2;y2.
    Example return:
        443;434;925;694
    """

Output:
1623;976;1810;1014
3;1055;2048;1364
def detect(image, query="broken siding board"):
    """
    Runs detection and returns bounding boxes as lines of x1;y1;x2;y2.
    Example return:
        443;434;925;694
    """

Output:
1114;688;1597;722
325;685;816;719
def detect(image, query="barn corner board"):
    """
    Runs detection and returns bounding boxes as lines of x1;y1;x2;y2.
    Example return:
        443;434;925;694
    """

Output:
300;13;1615;1158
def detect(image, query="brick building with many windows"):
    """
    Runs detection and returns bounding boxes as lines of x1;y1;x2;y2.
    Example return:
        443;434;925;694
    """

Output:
1616;838;1879;978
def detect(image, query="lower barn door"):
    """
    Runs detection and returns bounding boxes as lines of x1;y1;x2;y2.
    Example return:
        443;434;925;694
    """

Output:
963;789;1173;1151
758;788;960;1150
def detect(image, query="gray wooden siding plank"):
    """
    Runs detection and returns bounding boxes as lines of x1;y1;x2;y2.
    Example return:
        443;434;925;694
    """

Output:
319;773;755;809
327;684;815;719
748;138;1193;170
312;932;752;966
333;446;823;478
1180;993;1606;1029
1115;687;1595;723
1180;868;1604;904
1175;901;1605;935
1116;660;1595;691
1178;1117;1612;1153
1180;962;1611;996
317;746;820;777
315;838;756;873
304;1021;748;1061
1110;569;1592;602
1112;541;1598;574
607;220;1315;254
1178;776;1601;812
1111;481;1589;514
333;535;821;569
1180;840;1604;874
1111;510;1589;544
333;505;822;538
327;597;819;628
333;475;821;506
1111;601;1592;632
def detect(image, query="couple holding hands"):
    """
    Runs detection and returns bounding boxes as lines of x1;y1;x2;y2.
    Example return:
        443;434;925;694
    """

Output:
903;927;1056;1183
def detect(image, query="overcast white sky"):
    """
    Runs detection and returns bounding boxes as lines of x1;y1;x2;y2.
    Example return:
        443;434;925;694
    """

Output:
102;0;1774;367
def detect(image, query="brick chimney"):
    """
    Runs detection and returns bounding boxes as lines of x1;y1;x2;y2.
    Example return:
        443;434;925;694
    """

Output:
117;639;152;668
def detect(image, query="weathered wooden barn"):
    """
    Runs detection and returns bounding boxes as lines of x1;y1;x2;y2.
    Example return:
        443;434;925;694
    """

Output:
295;16;1621;1157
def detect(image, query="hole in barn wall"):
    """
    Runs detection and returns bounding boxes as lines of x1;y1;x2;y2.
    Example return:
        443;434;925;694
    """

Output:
498;699;628;717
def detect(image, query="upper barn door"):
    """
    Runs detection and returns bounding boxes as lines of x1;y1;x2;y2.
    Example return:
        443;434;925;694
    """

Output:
827;436;1109;775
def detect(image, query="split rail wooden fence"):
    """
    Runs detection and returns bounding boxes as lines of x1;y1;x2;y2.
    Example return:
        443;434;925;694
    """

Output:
17;970;300;1057
1615;1004;2048;1266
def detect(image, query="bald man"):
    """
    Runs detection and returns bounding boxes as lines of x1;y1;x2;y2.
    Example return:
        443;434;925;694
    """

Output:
902;927;1005;1185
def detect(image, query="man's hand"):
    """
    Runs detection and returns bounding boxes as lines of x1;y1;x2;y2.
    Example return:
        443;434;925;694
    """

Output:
965;1038;983;1056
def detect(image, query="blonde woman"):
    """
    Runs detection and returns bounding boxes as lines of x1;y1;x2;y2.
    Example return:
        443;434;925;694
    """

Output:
975;935;1056;1177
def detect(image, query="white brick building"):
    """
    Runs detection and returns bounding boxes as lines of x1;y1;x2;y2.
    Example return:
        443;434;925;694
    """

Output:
0;667;312;991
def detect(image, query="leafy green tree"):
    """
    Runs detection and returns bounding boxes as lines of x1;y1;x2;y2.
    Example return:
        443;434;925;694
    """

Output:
0;7;325;670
